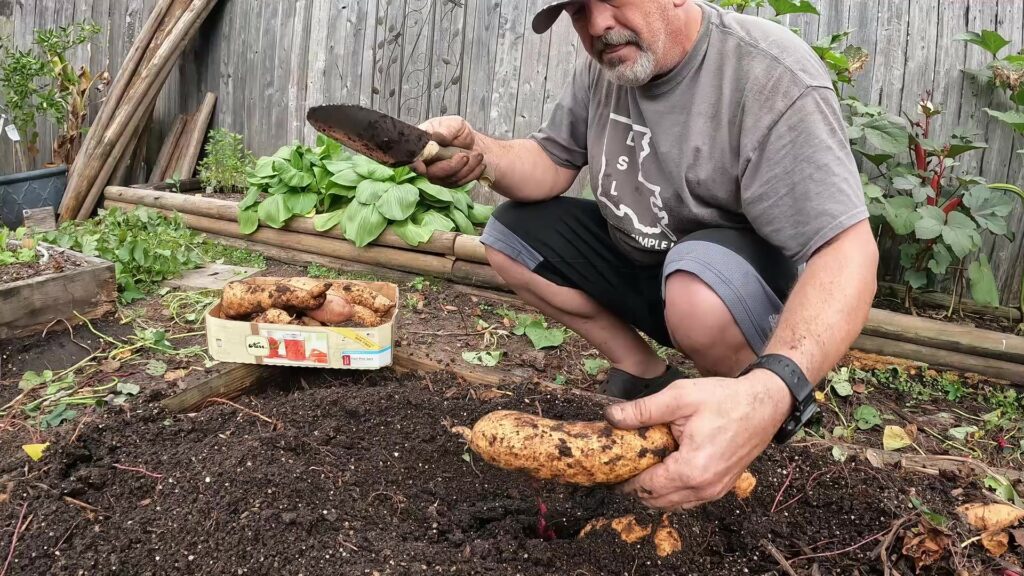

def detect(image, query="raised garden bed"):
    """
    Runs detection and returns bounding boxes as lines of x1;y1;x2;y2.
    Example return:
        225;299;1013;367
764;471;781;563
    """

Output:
0;244;116;340
1;369;1015;575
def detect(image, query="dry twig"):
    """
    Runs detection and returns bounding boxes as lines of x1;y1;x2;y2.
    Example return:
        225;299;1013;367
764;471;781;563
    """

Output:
203;398;282;430
760;539;798;576
113;464;164;480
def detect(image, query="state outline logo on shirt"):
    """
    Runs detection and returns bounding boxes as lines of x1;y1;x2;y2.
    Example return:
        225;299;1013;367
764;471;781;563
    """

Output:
596;113;677;247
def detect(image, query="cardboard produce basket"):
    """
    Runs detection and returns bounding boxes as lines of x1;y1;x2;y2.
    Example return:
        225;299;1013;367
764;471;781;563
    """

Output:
205;278;398;369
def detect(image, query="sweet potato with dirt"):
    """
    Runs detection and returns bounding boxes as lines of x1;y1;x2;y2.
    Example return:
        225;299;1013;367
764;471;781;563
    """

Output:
220;278;331;319
252;308;295;325
331;282;394;315
350;304;388;327
453;410;677;486
305;293;354;325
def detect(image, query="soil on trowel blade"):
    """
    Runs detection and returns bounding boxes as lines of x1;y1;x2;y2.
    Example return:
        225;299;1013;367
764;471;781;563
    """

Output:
0;371;990;575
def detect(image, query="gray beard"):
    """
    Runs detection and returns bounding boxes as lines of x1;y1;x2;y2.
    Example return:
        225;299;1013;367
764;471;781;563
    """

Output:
602;48;657;86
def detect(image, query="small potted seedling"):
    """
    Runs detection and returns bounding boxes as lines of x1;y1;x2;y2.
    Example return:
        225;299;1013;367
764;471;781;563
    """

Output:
0;21;109;228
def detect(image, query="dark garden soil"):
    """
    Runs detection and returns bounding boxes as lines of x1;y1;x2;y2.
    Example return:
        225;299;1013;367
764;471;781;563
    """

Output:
0;250;84;286
0;369;1010;576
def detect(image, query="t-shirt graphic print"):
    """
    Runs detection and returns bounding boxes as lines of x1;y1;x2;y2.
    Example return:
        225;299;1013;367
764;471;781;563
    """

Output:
597;113;677;252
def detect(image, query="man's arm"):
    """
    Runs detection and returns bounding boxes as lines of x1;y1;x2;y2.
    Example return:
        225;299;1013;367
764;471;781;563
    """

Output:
411;116;579;203
603;219;877;510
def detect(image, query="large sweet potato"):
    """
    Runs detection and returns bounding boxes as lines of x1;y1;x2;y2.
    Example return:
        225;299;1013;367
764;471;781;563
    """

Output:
220;278;331;319
331;282;394;315
453;410;676;486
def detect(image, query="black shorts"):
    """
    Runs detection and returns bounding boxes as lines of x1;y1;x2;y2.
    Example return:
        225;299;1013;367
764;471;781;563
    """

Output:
479;197;798;352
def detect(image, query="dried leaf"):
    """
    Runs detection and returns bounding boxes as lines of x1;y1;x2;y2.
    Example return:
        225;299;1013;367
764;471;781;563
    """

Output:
98;359;121;373
852;383;867;394
958;503;1024;532
733;471;757;499
164;368;189;382
981;531;1009;556
1009;527;1024;548
901;520;951;570
474;388;509;401
610;515;652;544
865;448;886;468
883;425;915;451
654;513;683;557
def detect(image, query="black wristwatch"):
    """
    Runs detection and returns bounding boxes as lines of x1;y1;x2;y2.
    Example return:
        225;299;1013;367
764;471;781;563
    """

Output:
740;354;818;444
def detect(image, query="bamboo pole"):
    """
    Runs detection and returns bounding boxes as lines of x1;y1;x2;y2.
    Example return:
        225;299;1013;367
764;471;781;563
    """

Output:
864;308;1024;364
853;335;1023;384
175;92;218;179
102;187;460;255
62;0;220;221
453;233;488;264
64;0;176;189
103;200;456;277
151;114;188;182
451;260;507;290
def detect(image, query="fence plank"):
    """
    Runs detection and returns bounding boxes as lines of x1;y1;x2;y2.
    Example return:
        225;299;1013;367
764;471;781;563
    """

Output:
930;0;969;144
541;17;578;121
845;0;880;104
302;0;331;143
427;0;468;119
513;0;552;139
397;0;434;124
871;0;910;114
463;0;500;132
371;0;407;117
900;0;939;124
956;0;999;178
489;0;528;138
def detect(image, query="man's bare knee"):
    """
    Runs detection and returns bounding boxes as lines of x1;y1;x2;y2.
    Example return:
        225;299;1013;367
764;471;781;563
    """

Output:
484;246;605;319
663;272;754;377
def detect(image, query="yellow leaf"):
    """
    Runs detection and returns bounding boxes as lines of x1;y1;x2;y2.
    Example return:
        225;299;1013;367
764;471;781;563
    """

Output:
981;531;1009;556
22;443;49;461
814;390;826;402
883;425;914;451
958;503;1024;532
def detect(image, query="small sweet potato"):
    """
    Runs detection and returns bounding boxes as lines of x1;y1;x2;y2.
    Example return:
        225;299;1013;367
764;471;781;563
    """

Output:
350;304;388;327
221;278;331;319
453;410;677;486
331;282;394;315
252;308;294;325
305;294;354;325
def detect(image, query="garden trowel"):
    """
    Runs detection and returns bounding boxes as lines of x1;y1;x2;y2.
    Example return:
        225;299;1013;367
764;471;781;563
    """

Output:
306;104;494;187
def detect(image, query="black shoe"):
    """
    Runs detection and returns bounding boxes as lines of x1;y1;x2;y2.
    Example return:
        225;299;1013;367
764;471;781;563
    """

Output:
597;365;685;400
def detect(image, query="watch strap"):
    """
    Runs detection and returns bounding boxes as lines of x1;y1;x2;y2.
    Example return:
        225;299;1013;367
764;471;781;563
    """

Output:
741;354;818;444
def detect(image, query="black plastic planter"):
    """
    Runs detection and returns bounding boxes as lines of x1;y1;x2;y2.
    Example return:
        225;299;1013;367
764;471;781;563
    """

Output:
0;165;68;229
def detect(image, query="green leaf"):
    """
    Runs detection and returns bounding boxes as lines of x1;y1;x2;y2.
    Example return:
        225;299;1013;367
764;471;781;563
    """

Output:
767;0;819;16
955;30;1011;58
861;115;910;155
375;183;420;221
342;202;388;247
356;180;393;204
116;382;141;395
238;186;261;211
914;205;946;240
945;135;988;159
448;206;476;235
277;162;314;188
352;157;395;181
19;370;51;391
854;405;882;430
413;177;454;203
40;405;77;429
928;243;952;275
831;445;848;462
891;175;919;191
313;208;346;232
462;350;502;367
323;160;354;174
390;210;456;246
313;166;330;191
942;211;981;259
583;358;611;376
145;360;168;376
968;255;1000;308
525;323;566;350
257;194;293;228
947;426;978;440
330;169;364;187
285;191;319;216
239;209;259;234
985;108;1024;131
904;269;929;289
883;196;920;235
450;190;471;215
863;182;885;199
325;182;356;199
963;185;1013;235
467;203;494;226
253;157;277;177
272;145;296;160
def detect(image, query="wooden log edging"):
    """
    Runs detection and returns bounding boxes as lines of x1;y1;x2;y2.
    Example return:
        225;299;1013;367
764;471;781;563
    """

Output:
877;282;1022;322
865;308;1024;364
853;335;1023;383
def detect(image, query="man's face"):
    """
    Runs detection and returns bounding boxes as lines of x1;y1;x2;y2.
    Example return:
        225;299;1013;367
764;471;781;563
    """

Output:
566;0;675;86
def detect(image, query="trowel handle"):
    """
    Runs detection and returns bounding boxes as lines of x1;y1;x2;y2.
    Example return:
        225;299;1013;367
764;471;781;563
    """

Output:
419;141;495;188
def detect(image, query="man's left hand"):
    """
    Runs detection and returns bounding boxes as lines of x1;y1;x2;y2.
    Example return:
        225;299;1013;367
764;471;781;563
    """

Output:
604;372;794;510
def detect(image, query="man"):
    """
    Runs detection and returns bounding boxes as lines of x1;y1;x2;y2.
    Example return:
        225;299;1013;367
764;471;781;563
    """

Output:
412;0;878;511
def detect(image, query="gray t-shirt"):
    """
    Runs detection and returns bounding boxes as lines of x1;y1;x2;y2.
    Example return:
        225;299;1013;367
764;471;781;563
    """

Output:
530;1;868;266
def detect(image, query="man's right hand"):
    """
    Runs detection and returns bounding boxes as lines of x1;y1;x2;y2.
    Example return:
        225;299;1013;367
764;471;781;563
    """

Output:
412;116;487;188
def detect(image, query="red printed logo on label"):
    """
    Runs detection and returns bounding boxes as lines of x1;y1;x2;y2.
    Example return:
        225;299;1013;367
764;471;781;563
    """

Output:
343;355;351;366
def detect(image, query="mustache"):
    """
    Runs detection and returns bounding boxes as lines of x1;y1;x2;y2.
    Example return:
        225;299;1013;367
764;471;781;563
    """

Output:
593;29;643;55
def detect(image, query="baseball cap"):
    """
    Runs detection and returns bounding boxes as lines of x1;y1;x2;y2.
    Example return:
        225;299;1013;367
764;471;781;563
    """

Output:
532;0;576;34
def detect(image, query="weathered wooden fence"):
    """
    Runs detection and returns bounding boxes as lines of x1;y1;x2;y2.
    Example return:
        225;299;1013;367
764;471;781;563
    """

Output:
2;0;1024;304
